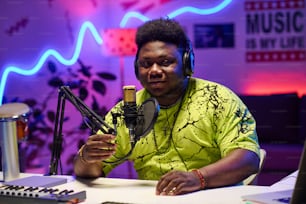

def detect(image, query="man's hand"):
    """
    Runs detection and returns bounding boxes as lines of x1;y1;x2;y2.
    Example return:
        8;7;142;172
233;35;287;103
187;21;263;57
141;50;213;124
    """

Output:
156;170;202;196
74;134;116;178
81;134;116;163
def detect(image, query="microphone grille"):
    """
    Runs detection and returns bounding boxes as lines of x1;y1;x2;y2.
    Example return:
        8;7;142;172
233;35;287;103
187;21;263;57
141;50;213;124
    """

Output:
123;85;136;103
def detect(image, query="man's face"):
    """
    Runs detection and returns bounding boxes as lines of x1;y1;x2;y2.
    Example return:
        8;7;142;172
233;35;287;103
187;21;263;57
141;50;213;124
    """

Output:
136;41;186;100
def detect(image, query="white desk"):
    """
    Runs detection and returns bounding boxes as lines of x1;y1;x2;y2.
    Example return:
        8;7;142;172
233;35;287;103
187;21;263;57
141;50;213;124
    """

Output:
45;177;264;204
0;172;297;204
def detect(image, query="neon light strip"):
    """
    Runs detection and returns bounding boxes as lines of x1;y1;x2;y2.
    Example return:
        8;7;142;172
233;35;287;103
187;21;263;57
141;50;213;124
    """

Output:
119;0;232;27
168;0;232;18
0;21;102;105
120;12;150;28
0;1;232;105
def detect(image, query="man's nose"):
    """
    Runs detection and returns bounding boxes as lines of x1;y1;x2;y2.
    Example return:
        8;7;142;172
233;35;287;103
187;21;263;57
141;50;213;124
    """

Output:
150;63;163;73
149;63;163;77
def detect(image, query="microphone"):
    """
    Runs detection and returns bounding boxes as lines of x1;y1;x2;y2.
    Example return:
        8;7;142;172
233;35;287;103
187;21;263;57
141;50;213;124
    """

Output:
122;85;160;144
123;86;138;143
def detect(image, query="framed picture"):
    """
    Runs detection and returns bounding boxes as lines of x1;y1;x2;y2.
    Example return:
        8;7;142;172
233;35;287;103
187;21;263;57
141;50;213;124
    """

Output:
194;23;235;48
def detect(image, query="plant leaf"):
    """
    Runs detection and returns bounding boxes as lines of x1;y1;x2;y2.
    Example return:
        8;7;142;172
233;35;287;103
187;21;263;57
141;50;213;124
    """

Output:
23;98;37;107
79;86;88;100
47;110;55;123
91;95;99;112
47;61;57;73
48;76;64;87
77;59;91;78
92;80;106;96
97;72;117;81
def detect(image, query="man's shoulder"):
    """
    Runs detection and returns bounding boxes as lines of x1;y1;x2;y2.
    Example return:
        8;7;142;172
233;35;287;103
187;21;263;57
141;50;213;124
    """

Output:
190;77;240;101
190;77;230;91
135;89;151;103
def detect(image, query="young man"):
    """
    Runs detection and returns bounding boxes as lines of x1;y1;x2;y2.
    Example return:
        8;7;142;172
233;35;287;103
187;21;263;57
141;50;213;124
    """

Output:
74;18;260;196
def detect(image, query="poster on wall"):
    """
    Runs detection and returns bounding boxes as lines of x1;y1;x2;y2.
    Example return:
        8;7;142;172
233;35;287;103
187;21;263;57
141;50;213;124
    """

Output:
194;23;235;48
245;0;306;62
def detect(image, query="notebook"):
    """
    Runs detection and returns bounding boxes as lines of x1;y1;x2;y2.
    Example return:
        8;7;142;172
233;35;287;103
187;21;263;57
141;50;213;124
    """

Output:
242;140;306;204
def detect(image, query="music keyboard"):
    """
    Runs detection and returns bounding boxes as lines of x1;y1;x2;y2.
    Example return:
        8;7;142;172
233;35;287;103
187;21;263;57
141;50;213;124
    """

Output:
0;184;86;204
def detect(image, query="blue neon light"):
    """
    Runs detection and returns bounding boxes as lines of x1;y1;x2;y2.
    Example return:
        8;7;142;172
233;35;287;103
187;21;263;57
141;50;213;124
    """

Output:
120;0;232;27
120;12;150;28
0;1;232;105
0;21;102;105
168;0;232;18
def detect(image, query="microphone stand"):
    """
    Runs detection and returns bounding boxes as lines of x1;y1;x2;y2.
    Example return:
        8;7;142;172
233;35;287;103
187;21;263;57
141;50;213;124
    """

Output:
48;89;65;175
48;86;115;175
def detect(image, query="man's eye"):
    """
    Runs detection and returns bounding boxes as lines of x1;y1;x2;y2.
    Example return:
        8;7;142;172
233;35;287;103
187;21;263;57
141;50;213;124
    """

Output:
159;58;176;67
138;60;152;68
137;58;176;68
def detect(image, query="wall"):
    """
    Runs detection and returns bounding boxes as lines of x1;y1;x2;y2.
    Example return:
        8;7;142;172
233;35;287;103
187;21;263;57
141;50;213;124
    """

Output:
0;0;305;175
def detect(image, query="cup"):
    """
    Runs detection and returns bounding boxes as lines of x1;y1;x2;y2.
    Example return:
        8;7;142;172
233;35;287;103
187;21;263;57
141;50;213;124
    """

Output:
0;103;30;181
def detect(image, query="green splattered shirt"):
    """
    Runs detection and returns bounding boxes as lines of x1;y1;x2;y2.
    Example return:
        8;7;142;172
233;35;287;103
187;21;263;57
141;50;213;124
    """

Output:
102;78;260;180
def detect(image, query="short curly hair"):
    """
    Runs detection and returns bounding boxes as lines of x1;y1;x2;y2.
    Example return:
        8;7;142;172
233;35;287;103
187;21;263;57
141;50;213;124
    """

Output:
135;18;189;51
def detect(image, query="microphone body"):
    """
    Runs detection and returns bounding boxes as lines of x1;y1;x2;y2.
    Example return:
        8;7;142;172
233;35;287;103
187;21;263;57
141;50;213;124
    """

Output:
123;86;138;143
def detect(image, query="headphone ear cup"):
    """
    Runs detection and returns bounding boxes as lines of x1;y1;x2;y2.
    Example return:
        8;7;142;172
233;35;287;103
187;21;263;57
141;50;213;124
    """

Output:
183;48;195;77
134;59;139;79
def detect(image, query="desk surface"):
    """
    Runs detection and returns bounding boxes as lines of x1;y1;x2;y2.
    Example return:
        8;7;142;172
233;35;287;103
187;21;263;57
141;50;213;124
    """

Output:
0;172;297;204
54;177;268;204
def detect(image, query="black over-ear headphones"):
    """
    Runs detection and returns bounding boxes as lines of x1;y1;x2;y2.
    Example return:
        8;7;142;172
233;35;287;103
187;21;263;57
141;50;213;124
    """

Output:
134;41;195;78
182;40;195;77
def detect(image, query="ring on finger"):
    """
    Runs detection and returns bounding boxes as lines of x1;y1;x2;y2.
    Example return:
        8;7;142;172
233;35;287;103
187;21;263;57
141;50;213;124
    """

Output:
169;186;177;194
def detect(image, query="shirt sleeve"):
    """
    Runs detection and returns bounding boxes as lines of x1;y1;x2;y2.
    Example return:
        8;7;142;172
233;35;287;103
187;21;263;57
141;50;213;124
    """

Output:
213;87;260;158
